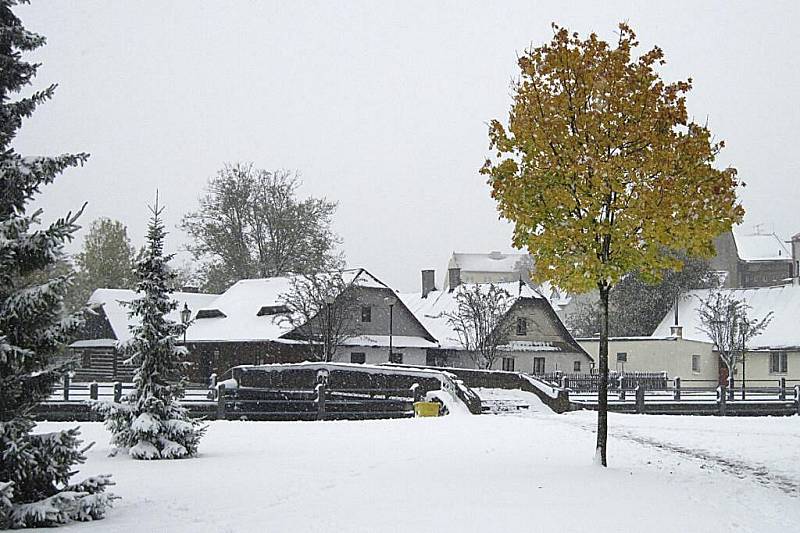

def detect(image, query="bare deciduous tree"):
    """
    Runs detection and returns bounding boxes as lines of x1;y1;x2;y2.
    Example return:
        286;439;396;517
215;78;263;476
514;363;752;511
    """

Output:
445;284;514;370
181;163;343;292
279;273;360;362
696;291;772;387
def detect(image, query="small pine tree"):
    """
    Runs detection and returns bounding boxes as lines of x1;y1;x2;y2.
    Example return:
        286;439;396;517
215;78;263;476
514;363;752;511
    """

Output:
0;0;116;528
96;198;205;459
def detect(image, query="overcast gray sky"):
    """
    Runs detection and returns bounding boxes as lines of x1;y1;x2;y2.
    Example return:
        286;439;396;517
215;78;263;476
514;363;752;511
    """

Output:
15;1;800;292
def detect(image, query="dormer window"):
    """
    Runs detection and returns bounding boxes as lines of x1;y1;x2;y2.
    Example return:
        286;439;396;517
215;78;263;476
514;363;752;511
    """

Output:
195;309;226;319
361;306;372;323
257;305;290;316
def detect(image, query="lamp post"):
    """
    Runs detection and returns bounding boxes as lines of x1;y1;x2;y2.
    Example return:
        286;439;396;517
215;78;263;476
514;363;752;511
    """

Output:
324;296;334;362
384;295;397;363
740;318;748;400
180;302;191;345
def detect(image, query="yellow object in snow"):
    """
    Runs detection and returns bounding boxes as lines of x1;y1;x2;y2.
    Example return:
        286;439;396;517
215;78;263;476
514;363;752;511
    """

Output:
414;401;440;417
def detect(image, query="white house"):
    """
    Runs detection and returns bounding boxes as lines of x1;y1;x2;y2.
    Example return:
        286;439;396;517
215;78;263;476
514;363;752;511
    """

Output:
401;271;592;374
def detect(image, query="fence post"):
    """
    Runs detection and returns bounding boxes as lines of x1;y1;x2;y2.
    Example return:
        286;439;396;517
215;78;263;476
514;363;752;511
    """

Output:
717;385;727;416
635;385;645;414
795;385;800;416
113;381;122;403
89;382;98;401
673;377;681;401
63;374;70;401
560;376;569;390
618;375;626;401
216;383;226;420
411;383;421;403
316;382;327;421
779;378;786;401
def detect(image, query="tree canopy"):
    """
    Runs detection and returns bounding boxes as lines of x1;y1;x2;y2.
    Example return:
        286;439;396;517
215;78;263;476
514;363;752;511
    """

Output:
181;163;343;292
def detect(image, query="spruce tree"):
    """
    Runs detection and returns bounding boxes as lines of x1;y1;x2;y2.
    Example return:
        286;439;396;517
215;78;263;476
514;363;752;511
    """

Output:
0;0;115;527
96;198;205;459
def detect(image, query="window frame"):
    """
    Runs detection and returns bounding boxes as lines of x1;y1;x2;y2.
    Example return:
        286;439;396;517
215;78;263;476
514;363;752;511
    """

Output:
573;360;581;372
691;354;701;373
361;305;372;323
502;357;515;372
516;317;527;336
350;352;366;364
533;357;545;375
770;351;788;374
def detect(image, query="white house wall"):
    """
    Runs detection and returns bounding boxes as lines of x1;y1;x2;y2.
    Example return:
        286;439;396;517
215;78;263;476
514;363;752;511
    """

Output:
336;346;428;366
578;338;718;385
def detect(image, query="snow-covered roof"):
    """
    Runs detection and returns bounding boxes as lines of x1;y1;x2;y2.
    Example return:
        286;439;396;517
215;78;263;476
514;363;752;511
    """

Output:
448;251;531;273
399;281;545;350
653;285;800;350
340;335;438;349
186;269;390;343
732;229;791;262
87;288;219;343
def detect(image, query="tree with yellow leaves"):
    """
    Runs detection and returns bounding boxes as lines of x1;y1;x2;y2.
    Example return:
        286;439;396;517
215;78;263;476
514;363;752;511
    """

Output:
482;23;743;466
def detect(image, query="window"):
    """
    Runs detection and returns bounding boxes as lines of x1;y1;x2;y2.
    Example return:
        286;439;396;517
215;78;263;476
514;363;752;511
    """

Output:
516;317;527;336
389;352;403;364
350;352;366;364
502;357;515;371
573;361;581;372
691;354;701;373
426;352;437;367
361;306;371;322
770;352;788;374
616;352;627;363
533;357;545;375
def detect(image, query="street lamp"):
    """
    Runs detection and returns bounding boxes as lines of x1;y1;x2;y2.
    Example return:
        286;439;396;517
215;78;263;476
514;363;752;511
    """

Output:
324;296;334;362
384;295;397;363
180;302;191;345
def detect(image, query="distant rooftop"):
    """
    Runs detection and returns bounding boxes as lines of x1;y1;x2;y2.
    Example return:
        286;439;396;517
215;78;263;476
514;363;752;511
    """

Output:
733;227;791;262
448;251;531;273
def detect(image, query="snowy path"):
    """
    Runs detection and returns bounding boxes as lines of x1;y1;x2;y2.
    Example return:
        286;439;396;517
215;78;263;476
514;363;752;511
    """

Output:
34;413;800;533
560;411;800;496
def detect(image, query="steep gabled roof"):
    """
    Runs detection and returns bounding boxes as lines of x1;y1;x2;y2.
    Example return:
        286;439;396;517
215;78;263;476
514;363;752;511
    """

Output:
85;288;219;343
653;285;800;350
399;281;560;350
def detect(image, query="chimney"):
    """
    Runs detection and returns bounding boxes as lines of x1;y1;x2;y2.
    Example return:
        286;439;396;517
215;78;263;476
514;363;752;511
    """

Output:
448;267;461;291
670;325;683;338
791;233;800;285
421;269;436;298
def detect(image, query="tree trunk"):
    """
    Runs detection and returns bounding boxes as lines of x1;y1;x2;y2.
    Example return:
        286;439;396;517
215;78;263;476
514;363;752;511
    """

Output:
596;284;610;467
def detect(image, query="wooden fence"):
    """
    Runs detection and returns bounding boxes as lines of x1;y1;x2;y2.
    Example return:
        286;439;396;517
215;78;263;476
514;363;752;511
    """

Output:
35;377;425;422
569;377;800;416
538;371;669;392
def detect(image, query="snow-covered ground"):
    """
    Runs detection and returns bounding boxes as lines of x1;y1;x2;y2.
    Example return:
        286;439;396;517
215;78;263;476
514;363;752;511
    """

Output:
35;406;800;532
